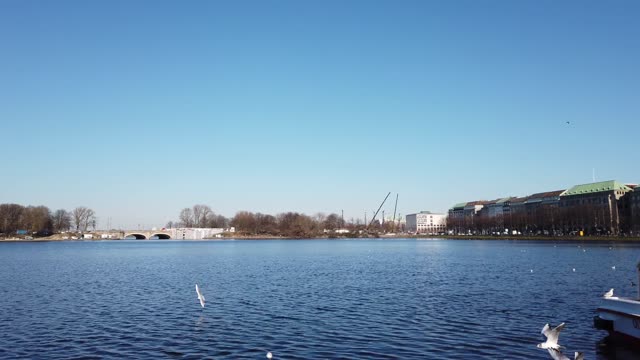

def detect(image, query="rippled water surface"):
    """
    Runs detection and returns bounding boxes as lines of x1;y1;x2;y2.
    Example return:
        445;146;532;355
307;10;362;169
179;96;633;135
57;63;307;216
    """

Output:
1;239;639;359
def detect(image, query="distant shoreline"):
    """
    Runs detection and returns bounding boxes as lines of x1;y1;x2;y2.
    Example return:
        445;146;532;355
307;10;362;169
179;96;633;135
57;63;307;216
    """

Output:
3;234;640;242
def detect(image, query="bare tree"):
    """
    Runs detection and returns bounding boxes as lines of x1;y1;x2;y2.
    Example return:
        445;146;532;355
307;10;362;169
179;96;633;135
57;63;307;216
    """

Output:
72;207;95;232
324;213;342;230
277;212;316;238
179;208;194;227
52;209;72;233
23;206;52;234
257;214;277;235
0;204;25;234
231;211;257;233
313;212;327;225
206;214;228;228
192;205;213;227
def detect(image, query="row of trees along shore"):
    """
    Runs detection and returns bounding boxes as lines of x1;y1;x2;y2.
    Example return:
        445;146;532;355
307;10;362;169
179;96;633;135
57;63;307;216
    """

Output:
2;203;396;239
167;205;399;238
0;204;96;236
5;202;637;239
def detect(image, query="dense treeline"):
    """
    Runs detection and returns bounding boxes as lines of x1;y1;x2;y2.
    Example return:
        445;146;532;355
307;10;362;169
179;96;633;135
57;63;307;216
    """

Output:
167;206;391;237
230;211;349;237
0;204;95;236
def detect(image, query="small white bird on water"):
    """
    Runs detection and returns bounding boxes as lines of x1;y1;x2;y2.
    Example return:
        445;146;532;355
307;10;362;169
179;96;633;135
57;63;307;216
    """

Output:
195;284;206;308
537;323;565;350
603;288;614;298
547;348;584;360
612;266;616;270
266;351;273;359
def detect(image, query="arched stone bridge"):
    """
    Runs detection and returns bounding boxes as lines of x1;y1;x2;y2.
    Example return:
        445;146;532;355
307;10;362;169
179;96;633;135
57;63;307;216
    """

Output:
123;230;172;240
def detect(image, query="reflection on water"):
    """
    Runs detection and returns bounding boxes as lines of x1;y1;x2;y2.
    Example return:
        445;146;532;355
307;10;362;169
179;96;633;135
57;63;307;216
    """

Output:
195;314;206;329
0;239;638;359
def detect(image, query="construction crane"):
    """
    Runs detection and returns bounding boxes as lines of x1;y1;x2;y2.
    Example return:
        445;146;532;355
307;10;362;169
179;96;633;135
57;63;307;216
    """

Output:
392;193;399;232
368;192;391;229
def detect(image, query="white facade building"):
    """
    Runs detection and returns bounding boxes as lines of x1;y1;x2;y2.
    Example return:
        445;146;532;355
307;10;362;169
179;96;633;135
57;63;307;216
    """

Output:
406;211;446;234
170;228;224;240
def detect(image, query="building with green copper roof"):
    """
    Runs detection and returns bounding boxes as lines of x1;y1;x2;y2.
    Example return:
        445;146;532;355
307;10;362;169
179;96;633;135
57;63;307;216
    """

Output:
559;180;633;234
446;180;640;235
449;202;467;211
561;180;632;197
448;202;467;219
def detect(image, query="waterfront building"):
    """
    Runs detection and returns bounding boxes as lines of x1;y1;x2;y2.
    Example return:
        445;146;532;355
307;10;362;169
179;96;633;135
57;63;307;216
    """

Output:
630;186;640;234
463;201;486;218
405;211;446;234
509;196;529;214
448;200;492;234
523;190;564;233
447;180;636;235
464;201;488;233
525;190;563;209
501;196;529;232
478;198;514;233
448;203;466;219
484;197;513;218
558;180;633;234
447;202;466;234
170;227;224;240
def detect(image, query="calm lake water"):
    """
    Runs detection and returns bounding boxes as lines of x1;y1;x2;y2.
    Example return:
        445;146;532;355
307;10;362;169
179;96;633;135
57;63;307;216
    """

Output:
1;239;639;359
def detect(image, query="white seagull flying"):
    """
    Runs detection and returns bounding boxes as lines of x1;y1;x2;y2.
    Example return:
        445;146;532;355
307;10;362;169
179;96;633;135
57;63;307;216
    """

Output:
603;288;614;298
195;284;206;308
537;322;565;350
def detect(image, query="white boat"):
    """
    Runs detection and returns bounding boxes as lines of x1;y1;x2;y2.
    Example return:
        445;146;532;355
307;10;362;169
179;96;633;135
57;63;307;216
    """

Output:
594;260;640;344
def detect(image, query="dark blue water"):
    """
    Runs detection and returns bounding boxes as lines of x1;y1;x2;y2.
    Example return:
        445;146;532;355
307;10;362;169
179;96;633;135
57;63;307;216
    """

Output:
1;239;638;359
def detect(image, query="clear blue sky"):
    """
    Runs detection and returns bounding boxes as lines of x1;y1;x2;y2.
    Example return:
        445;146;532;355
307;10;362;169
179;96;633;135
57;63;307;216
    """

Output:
1;1;638;229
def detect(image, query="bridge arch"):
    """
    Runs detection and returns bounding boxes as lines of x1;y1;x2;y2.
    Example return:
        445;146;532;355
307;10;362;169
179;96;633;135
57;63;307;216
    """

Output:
150;233;171;240
125;233;147;240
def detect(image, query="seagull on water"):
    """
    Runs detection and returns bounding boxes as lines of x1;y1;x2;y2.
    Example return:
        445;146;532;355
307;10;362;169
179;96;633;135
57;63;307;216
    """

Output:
195;284;206;308
603;288;614;298
266;351;273;359
547;348;584;360
537;323;565;350
612;266;616;270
